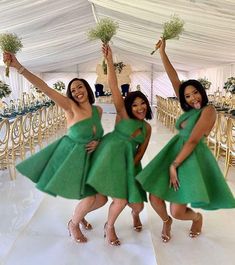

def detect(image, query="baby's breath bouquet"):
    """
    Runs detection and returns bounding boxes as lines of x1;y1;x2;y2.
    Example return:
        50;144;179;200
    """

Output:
197;77;211;90
0;33;23;77
223;77;235;94
151;14;185;55
53;81;66;92
0;80;11;99
87;18;119;44
88;18;119;75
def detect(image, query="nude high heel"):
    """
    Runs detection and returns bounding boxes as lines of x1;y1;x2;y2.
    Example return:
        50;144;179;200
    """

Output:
104;222;121;246
67;220;87;243
189;213;203;238
161;216;172;243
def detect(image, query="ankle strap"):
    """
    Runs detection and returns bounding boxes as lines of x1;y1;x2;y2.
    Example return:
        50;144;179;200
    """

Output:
163;216;171;223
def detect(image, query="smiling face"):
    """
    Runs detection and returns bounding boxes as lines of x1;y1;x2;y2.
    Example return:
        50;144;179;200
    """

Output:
131;97;147;120
184;85;202;109
70;80;88;103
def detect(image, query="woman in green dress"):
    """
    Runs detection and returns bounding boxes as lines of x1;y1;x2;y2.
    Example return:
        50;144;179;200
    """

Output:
3;52;107;243
136;39;235;243
86;44;152;246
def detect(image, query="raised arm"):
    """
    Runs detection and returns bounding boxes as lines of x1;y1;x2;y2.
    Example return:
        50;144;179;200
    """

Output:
157;39;181;98
102;44;128;119
3;52;72;112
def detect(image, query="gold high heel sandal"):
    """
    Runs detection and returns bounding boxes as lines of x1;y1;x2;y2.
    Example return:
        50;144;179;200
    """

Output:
80;218;93;230
189;212;203;238
104;222;121;246
161;216;172;243
131;211;142;232
67;220;87;243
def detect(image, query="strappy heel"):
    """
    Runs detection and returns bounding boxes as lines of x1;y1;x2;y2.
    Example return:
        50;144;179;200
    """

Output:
189;212;203;238
131;211;142;232
104;222;121;246
80;218;93;230
161;216;172;243
67;219;87;243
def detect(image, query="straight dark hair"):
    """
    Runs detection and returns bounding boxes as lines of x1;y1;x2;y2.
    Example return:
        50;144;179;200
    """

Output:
124;91;152;120
66;78;95;104
179;79;208;111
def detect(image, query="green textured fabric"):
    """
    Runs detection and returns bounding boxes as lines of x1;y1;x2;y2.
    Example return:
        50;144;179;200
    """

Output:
87;118;147;203
136;108;235;210
16;106;104;199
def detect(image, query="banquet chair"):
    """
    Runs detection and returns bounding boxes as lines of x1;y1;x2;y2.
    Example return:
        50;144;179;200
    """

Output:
224;117;235;179
8;116;24;164
121;84;129;97
22;112;34;155
0;119;15;180
216;113;230;176
52;104;60;133
207;112;221;155
40;106;48;140
95;83;104;97
57;106;67;131
31;109;43;150
46;105;54;137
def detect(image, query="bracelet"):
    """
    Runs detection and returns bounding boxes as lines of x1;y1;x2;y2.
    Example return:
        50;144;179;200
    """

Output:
171;161;180;168
17;66;25;74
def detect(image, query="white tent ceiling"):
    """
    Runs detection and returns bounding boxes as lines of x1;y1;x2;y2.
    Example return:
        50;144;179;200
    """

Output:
0;0;234;74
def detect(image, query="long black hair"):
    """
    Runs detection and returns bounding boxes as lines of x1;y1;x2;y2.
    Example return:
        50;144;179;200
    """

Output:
124;91;152;120
66;78;95;104
179;79;208;111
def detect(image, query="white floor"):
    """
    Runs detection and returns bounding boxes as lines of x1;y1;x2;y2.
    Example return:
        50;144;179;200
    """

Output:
0;112;235;265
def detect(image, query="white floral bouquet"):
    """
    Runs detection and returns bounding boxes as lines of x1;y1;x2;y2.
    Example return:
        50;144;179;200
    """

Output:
114;62;125;74
53;81;66;92
151;14;185;55
0;80;11;99
88;18;119;75
87;18;119;44
223;77;235;94
197;77;211;90
0;32;23;77
30;85;42;94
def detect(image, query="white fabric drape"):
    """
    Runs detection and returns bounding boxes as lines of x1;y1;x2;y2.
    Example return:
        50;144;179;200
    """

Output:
0;0;234;101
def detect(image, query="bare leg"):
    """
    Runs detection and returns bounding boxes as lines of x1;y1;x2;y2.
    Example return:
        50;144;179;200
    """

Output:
68;195;96;243
149;194;172;242
88;194;108;212
170;203;203;237
80;194;108;230
104;198;127;246
128;202;144;232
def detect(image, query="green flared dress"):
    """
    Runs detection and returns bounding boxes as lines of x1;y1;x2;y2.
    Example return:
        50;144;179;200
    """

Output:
16;106;104;199
86;118;147;203
136;108;235;210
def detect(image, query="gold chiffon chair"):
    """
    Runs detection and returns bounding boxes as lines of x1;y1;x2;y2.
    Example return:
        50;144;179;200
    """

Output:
8;116;24;162
216;113;230;176
40;106;48;140
207;112;221;155
46;105;54;137
31;109;42;149
224;117;235;179
0;119;15;180
22;112;34;155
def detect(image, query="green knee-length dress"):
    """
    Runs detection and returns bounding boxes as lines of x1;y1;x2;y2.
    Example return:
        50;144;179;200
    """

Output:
136;108;235;210
16;106;104;199
86;118;147;203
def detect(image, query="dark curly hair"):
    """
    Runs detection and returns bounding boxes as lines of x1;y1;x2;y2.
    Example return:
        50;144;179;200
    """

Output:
66;78;95;105
124;91;152;120
179;79;208;111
